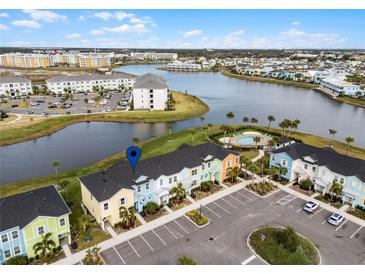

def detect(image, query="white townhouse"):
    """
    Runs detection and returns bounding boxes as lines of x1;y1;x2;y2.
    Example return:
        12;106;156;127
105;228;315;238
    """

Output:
0;77;32;97
166;61;202;71
46;73;136;95
319;77;361;96
132;73;169;111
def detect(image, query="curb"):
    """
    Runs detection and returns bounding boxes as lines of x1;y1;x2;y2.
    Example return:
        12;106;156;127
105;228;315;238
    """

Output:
184;213;211;228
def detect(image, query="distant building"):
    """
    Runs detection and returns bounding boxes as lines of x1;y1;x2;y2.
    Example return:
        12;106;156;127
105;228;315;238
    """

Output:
166;61;202;71
132;73;169;111
320;77;361;96
130;52;178;61
0;53;54;68
78;53;112;68
0;77;32;96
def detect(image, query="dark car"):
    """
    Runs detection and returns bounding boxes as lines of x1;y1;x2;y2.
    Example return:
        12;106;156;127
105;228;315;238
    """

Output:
65;111;71;115
87;109;92;113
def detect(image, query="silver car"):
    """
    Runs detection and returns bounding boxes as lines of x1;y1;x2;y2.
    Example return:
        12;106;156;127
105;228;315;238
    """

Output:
327;213;344;226
303;201;319;213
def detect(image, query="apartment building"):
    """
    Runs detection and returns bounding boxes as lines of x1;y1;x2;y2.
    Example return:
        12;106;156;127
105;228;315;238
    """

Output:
79;143;240;229
270;143;365;208
0;186;71;264
130;52;178;60
78;53;112;68
0;77;32;96
166;61;202;71
319;77;361;96
132;73;169;110
0;53;54;68
46;72;135;94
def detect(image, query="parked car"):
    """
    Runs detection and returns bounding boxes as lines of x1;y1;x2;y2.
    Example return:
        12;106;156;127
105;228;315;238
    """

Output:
30;101;39;106
303;201;319;213
26;110;34;115
65;111;71;115
86;109;92;113
327;213;344;226
105;107;112;112
41;112;48;116
11;104;19;108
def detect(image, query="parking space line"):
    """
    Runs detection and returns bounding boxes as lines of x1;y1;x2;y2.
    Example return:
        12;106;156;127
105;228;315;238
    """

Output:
213;201;231;214
236;190;253;201
241;255;256;265
321;218;328;224
276;194;296;205
163;224;178;239
152;229;167;245
229;194;246;206
204;205;221;218
221;197;239;209
296;207;303;213
350;226;363;239
127;240;141;258
113;247;126;264
308;208;323;219
174;220;189;234
140;235;154;251
335;219;348;231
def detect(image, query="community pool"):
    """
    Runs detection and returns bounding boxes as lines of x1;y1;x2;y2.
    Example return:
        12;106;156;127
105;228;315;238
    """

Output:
237;136;254;145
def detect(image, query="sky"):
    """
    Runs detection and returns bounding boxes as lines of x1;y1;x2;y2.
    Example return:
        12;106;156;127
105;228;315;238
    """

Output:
0;10;364;49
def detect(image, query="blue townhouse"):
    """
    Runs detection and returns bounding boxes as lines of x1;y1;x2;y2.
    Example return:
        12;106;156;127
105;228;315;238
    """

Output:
0;226;27;264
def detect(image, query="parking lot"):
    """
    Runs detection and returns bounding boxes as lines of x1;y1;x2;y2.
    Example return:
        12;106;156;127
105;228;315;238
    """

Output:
94;188;364;265
0;91;131;116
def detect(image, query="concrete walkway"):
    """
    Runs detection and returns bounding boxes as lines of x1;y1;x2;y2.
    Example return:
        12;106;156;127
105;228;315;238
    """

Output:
106;226;118;238
62;244;72;257
135;213;147;225
252;149;264;162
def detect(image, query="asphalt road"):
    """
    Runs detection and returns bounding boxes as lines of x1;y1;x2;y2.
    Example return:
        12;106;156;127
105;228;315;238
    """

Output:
97;189;365;265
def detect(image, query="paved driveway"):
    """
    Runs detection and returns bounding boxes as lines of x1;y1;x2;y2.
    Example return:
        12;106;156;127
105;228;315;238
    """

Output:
97;188;365;265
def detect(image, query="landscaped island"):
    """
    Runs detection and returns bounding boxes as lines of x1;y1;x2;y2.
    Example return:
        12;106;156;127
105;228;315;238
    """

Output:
249;226;320;265
0;91;209;146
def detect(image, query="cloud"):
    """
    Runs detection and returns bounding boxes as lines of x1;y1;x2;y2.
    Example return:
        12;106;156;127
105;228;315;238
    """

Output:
23;9;67;22
292;21;301;25
183;29;203;37
78;15;85;21
279;28;305;37
80;39;91;44
12;20;41;29
103;23;147;33
0;12;9;18
65;33;81;39
90;29;105;36
115;11;134;21
94;12;113;21
223;30;245;47
0;24;9;31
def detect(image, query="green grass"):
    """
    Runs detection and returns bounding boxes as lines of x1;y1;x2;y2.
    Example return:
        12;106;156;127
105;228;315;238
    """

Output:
347;207;365;220
186;210;209;226
336;96;365;108
249;227;320;265
0;91;209;146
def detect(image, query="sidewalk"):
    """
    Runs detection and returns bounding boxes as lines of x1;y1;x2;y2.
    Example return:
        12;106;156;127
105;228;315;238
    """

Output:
252;149;264;162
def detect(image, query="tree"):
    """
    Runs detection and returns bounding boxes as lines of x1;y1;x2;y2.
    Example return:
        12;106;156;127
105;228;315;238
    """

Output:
226;166;240;184
299;179;313;191
267;115;276;129
328;129;337;146
132;137;140;146
345;136;354;155
226;111;234;124
51;160;62;184
207;123;213;134
199;116;205;129
253;136;261;149
144;201;159;215
167;123;173;140
0;109;9;120
248;162;260;184
58;180;70;202
288;119;300;137
119;206;136;229
268;166;279;183
5;255;29;265
277;226;299;252
170;183;186;203
329;180;343;202
277;165;288;181
242;116;249;126
240;156;252;179
33;233;56;263
279;119;291;136
84;246;103;265
250;117;258;125
178;256;197;265
79;214;91;241
268;136;279;148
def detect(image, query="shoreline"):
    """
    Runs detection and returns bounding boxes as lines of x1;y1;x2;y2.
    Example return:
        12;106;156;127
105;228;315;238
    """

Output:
0;91;209;146
156;66;218;73
221;71;365;109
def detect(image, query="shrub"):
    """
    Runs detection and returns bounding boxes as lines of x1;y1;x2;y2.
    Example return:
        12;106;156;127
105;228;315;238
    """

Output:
299;179;313;191
186;210;209;226
276;226;299;252
178;256;197;265
200;181;212;192
144;201;159;215
5;255;29;265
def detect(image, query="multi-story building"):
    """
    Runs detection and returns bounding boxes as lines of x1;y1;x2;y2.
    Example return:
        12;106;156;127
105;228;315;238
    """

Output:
46;73;135;94
0;77;32;97
132;73;169;111
166;61;202;71
79;143;240;229
130;52;178;61
320;77;361;96
78;53;112;68
0;185;71;264
0;53;54;68
270;143;365;208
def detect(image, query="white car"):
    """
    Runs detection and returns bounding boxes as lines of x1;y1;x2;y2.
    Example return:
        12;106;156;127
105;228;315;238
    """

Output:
303;201;319;213
105;107;112;112
327;213;344;226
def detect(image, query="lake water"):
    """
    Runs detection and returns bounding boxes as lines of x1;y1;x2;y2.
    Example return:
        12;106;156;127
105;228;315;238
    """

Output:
1;64;364;184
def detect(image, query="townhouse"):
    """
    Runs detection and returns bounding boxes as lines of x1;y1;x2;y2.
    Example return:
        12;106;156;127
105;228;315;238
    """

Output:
79;143;240;229
0;76;32;97
132;73;169;111
0;185;71;264
166;61;202;71
319;76;361;96
270;143;365;208
46;73;135;95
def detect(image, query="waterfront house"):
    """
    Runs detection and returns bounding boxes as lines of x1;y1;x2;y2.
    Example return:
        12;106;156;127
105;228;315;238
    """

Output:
79;143;240;229
0;185;71;263
270;143;365;208
319;76;361;96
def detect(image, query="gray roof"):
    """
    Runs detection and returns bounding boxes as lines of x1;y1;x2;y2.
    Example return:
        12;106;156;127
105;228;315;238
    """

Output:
80;142;239;201
46;72;135;83
272;143;365;181
133;73;168;89
0;185;70;231
0;76;31;84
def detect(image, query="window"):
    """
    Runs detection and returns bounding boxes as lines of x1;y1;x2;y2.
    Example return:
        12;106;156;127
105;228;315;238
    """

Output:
227;161;231;168
169;178;172;184
1;234;8;243
208;162;211;168
235;158;239;164
192;180;197;186
271;156;275;161
304;164;308;170
137;186;141;192
59;218;65;227
146;183;149;190
37;226;45;235
13;246;21;255
340;178;344;184
281;159;287;167
334;175;339;182
192;169;197;175
90;194;93;200
120;198;125;205
312;166;316;173
4;250;11;259
103;203;108;210
202;164;205;170
11;230;18;240
174;176;177;182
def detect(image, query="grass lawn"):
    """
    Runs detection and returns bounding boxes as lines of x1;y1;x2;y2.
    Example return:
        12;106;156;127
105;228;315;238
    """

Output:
143;208;169;222
168;198;192;211
336;96;365;108
114;219;142;235
249;227;320;265
0;114;18;123
240;149;260;159
290;184;315;196
0;91;209;146
314;195;343;209
246;182;277;196
186;210;209;226
191;184;223;201
346;207;365;220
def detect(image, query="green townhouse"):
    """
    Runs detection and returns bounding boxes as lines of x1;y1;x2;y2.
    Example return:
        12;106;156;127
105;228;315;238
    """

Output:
0;185;71;264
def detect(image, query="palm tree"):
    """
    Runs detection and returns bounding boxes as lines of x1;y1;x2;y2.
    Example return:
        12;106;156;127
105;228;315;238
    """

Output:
277;165;288;181
190;129;195;144
253;136;261;149
267;115;276;129
84;246;102;265
242;117;249;126
207;123;213;134
329;180;343;202
226;111;234;124
226;166;240;184
268;166;279;183
199;116;205;129
250;117;258;125
288;119;300;137
279;119;291;136
328;129;337;146
167;123;173;140
33;232;56;263
170;183;186;203
268;136;279;148
79;214;91;240
240;156;252;179
132;137;140;146
119;206;136;229
248;162;260;184
345;136;355;155
51;160;62;184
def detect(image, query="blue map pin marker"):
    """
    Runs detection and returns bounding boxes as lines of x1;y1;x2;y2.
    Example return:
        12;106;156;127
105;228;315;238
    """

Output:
126;146;141;172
